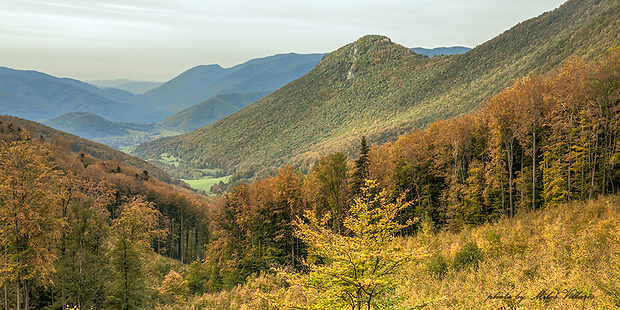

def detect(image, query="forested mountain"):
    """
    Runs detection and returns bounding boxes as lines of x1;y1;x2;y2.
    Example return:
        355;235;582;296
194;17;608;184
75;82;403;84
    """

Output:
44;112;130;139
134;0;620;180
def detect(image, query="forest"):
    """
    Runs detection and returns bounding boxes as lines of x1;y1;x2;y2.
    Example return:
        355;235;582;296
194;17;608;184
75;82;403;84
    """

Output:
0;121;211;309
188;50;620;299
0;50;619;309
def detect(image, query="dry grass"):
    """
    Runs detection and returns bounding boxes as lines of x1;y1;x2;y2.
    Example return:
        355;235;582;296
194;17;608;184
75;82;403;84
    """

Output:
400;195;620;309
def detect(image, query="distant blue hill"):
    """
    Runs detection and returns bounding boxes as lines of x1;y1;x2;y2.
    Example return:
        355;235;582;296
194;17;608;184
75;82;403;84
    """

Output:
0;53;325;131
0;67;160;123
0;53;327;143
88;79;164;94
44;112;129;139
144;53;326;114
411;46;471;57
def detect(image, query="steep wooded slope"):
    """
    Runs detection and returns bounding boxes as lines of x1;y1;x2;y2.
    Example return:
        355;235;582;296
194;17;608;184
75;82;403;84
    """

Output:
0;115;172;183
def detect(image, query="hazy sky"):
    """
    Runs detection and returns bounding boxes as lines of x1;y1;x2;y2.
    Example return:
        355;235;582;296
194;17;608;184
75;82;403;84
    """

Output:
1;0;567;81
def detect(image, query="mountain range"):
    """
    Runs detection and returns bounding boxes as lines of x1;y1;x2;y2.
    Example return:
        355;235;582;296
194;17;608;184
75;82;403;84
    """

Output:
0;67;159;123
134;0;620;179
411;46;471;57
0;53;325;133
88;79;164;94
143;53;325;114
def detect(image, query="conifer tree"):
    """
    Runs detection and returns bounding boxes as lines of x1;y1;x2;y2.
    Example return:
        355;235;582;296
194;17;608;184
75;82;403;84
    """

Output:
352;136;370;196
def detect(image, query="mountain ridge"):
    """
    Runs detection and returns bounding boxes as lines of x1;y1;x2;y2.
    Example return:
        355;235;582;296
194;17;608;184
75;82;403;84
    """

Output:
0;53;325;127
88;79;164;94
143;53;325;114
44;112;130;139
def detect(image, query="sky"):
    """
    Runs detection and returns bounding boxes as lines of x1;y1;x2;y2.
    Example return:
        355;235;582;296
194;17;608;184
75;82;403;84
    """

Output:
1;0;567;81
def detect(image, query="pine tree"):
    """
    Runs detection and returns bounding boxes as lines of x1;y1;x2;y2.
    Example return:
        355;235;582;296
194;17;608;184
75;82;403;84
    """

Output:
352;136;370;196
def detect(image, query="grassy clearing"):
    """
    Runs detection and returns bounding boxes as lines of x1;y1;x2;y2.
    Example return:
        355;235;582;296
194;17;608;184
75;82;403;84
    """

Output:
182;175;231;193
159;153;182;167
156;128;184;137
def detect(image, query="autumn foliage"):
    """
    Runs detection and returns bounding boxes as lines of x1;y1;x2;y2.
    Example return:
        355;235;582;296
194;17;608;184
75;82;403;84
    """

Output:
0;50;619;309
0;123;210;309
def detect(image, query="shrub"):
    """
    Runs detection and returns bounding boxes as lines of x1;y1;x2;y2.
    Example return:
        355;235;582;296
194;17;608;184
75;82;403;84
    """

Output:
453;241;483;270
426;253;449;279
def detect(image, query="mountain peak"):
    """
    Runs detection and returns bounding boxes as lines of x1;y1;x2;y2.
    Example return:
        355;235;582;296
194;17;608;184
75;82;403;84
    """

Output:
354;34;392;45
315;35;416;83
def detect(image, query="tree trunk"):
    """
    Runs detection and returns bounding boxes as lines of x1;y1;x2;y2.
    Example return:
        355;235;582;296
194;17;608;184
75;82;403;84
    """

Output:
78;244;84;309
15;280;19;310
4;250;7;310
180;213;184;264
23;280;28;310
532;131;536;211
62;287;66;310
507;140;515;218
567;119;572;200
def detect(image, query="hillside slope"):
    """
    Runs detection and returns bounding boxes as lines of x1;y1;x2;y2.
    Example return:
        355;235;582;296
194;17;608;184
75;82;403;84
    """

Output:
191;194;620;309
161;92;270;132
45;112;130;139
0;115;172;183
134;0;620;177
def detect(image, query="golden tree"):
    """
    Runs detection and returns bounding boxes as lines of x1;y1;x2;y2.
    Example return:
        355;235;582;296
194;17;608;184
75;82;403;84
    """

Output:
0;139;62;310
275;180;425;310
